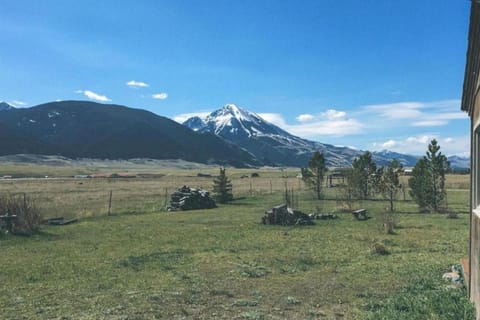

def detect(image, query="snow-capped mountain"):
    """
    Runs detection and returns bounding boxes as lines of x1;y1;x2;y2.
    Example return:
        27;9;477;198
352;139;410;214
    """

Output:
184;104;289;140
0;101;15;111
183;104;421;167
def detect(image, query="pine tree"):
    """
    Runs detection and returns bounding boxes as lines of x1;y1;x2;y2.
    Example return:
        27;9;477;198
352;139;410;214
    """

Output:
426;139;449;211
350;151;377;199
409;158;431;211
408;139;449;212
212;167;233;203
301;151;327;199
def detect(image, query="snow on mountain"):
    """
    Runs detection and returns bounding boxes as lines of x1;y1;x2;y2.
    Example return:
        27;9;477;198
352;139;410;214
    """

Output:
182;104;470;168
182;116;206;132
195;104;289;139
183;104;390;167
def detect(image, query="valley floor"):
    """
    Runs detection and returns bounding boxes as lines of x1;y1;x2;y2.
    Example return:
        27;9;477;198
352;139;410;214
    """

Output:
0;167;474;319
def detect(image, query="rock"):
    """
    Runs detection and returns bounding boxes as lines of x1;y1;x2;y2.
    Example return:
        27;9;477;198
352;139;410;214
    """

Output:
442;272;460;282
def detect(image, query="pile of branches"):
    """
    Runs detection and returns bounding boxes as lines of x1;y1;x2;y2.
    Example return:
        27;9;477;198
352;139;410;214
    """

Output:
167;186;217;211
262;204;314;226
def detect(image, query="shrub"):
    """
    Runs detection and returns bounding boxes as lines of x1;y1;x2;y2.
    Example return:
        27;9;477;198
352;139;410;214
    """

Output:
0;194;42;235
371;241;390;256
366;270;475;319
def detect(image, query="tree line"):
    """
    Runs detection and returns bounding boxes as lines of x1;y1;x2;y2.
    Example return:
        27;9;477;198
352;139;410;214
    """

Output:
302;139;450;213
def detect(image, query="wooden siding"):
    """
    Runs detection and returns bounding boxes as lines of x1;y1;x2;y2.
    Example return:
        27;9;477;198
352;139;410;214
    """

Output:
463;2;480;116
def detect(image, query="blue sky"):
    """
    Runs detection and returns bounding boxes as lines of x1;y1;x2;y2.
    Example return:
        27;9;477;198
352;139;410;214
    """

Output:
0;0;471;156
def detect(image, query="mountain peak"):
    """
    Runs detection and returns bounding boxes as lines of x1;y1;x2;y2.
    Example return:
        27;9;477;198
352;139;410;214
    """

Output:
0;101;15;111
184;103;289;139
214;103;254;122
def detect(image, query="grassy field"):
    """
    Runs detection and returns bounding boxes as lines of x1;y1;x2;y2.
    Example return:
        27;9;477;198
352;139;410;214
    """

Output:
0;165;475;319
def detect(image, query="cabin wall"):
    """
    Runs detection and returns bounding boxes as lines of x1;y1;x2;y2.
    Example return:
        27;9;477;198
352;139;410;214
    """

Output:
471;88;480;319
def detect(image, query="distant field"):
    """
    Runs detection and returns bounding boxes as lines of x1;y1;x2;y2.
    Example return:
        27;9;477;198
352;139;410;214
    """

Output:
0;164;470;220
0;162;474;319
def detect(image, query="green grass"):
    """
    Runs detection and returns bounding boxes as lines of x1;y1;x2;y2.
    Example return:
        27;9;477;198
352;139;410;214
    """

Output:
0;186;474;319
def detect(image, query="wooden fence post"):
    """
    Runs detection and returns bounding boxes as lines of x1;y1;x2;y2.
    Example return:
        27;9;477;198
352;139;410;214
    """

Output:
164;187;168;207
108;190;112;216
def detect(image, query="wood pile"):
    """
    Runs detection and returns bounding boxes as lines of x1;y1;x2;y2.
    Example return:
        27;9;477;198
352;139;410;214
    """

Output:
167;186;217;211
262;204;314;226
42;217;78;225
310;213;338;220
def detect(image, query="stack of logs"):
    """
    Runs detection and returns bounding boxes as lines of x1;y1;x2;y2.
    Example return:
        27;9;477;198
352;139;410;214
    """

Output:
262;204;314;226
167;186;217;211
310;213;338;220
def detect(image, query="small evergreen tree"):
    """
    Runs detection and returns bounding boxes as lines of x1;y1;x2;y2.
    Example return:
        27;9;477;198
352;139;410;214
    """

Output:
212;167;233;203
409;139;449;212
301;151;327;199
381;159;403;213
350;151;378;199
409;158;432;211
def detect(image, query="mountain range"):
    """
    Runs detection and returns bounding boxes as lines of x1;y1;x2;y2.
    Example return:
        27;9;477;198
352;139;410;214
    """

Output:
0;100;470;168
0;101;257;166
183;104;425;167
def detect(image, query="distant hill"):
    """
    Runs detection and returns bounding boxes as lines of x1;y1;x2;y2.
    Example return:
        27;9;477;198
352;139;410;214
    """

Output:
371;150;420;167
0;100;468;169
183;104;423;167
0;101;15;111
0;101;258;166
447;155;470;169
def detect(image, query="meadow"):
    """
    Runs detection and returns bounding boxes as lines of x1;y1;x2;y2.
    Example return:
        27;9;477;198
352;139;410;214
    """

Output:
0;163;475;319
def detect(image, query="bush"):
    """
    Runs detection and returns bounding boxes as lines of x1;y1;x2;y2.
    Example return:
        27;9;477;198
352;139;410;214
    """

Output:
0;194;42;235
371;241;390;255
365;267;475;320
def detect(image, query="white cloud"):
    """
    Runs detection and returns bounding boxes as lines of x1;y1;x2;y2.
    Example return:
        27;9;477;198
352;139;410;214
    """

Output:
372;134;469;156
381;140;397;149
364;101;423;115
173;112;210;123
260;112;363;137
406;135;432;144
126;80;149;88
362;99;467;127
258;113;288;127
434;112;468;120
11;100;27;107
323;109;346;120
412;120;448;127
152;93;168;100
76;90;111;102
289;118;363;137
296;114;315;123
